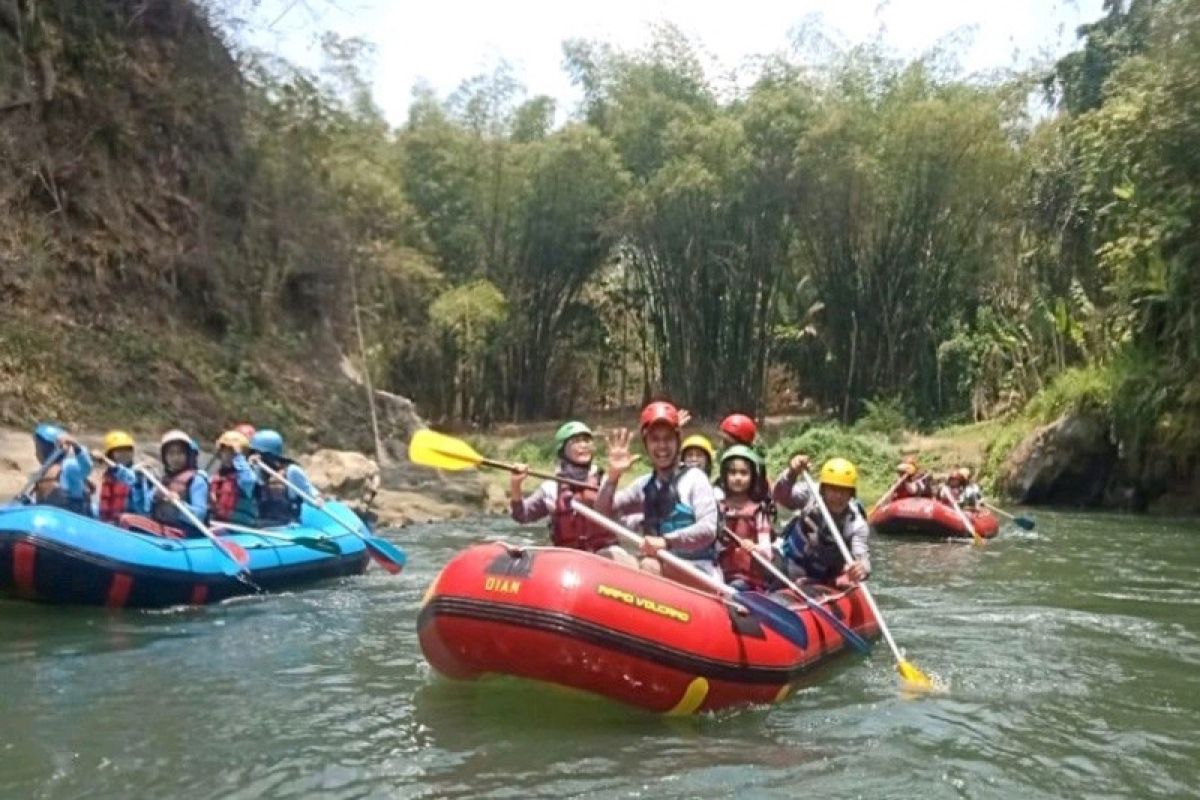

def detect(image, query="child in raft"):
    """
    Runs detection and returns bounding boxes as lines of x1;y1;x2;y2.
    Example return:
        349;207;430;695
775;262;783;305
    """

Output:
715;445;774;590
94;430;149;523
510;421;638;567
892;455;932;500
25;422;94;514
149;430;210;537
247;429;317;526
775;456;871;588
596;402;720;578
939;467;983;509
209;430;259;527
680;435;716;478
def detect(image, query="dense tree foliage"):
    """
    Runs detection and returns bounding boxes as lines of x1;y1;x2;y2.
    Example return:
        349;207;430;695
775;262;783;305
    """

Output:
3;0;1197;475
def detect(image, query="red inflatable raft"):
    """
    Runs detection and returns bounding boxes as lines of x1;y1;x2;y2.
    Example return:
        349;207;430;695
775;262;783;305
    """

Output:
869;497;1000;540
417;542;879;714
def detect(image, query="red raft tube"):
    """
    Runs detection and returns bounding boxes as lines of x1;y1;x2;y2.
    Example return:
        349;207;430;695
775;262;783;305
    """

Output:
417;542;879;715
869;497;1000;540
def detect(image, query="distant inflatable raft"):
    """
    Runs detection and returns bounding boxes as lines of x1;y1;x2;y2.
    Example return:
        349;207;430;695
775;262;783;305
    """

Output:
869;497;1000;540
417;543;879;714
0;502;374;608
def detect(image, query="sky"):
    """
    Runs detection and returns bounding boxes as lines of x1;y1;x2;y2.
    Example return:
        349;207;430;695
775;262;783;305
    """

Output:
233;0;1106;124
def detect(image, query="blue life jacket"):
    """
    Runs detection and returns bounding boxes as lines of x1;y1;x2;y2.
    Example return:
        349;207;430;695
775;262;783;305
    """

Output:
781;509;846;581
641;467;715;561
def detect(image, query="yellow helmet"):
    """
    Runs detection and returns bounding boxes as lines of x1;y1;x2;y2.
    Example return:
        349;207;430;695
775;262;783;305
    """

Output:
103;430;135;454
680;435;715;462
216;430;250;453
819;457;858;490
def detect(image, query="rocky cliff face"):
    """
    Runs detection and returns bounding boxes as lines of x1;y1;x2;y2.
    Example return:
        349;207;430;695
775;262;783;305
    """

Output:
997;412;1200;514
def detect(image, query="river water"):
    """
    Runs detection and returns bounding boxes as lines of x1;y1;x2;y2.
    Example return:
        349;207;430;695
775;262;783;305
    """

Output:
2;511;1198;799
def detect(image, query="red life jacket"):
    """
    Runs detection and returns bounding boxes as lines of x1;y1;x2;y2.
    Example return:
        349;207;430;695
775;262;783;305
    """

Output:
98;471;132;523
718;499;771;588
550;473;617;553
210;469;256;524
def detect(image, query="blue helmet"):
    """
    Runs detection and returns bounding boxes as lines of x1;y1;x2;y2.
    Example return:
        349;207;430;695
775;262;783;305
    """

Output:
34;423;64;449
250;429;285;458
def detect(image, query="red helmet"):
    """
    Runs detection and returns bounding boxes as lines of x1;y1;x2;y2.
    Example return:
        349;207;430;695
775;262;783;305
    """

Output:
234;423;256;440
719;413;757;445
639;401;680;435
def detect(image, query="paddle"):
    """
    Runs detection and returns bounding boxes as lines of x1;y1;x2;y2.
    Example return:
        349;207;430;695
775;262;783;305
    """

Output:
868;473;908;516
941;487;985;546
982;501;1036;531
133;462;257;586
570;501;813;650
211;521;343;555
252;460;405;574
719;526;872;655
409;429;593;491
800;472;934;690
12;447;64;503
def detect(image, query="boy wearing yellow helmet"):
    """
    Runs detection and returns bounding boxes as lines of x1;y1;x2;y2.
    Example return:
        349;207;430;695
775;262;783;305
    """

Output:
95;430;148;523
680;435;716;477
776;456;871;587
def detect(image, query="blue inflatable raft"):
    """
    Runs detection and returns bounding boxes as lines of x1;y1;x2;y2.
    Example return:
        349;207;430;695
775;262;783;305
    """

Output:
0;501;379;608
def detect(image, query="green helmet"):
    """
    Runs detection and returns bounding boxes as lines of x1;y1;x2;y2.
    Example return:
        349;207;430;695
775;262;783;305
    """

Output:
720;444;762;469
554;421;593;452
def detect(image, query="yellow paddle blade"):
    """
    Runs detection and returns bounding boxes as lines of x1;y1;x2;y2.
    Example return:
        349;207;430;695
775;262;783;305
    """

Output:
897;659;935;691
408;429;484;471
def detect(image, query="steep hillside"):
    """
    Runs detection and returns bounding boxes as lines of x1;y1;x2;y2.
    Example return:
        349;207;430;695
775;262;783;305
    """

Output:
0;1;374;446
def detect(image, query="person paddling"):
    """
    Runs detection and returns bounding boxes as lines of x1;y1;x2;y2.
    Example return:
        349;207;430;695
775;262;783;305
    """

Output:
247;429;317;526
777;458;871;588
510;421;637;567
940;466;983;510
148;430;210;537
24;422;94;515
94;430;148;523
715;445;774;590
596;402;720;578
209;430;258;526
893;456;932;500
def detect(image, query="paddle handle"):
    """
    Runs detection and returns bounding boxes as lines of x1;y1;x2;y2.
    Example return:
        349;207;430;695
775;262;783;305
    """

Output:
942;488;983;545
134;462;250;575
869;474;907;515
483;458;594;491
570;500;730;598
254;460;341;525
800;472;907;664
721;526;871;654
982;501;1014;521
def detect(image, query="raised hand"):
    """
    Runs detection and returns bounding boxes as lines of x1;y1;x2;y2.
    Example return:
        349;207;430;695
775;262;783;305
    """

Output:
677;408;692;428
789;453;810;474
605;428;640;478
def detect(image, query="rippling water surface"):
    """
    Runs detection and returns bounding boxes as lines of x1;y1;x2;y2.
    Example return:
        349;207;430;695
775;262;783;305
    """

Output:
2;511;1198;799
